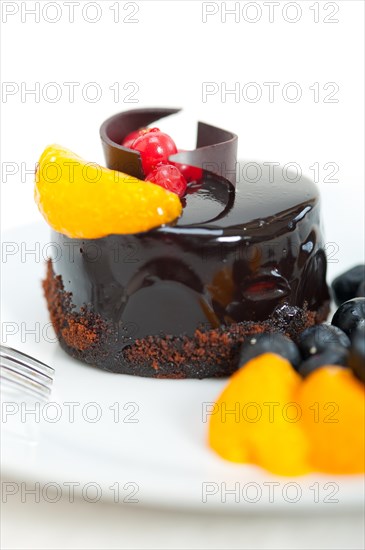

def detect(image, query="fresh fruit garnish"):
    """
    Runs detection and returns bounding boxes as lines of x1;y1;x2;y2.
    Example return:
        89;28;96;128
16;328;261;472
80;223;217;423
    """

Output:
332;297;365;337
121;127;159;149
146;164;187;198
123;132;203;194
297;324;350;358
209;353;309;475
348;326;365;383
34;145;182;239
209;354;365;475
238;332;301;370
297;366;365;474
122;129;144;148
130;130;178;175
332;265;365;306
173;150;203;183
297;346;349;378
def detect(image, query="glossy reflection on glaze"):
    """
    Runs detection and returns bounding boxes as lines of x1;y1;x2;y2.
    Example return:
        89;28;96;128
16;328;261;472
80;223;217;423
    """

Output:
51;163;329;340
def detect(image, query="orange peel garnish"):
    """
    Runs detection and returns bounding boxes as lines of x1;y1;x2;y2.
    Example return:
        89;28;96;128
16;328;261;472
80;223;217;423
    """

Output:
34;145;182;238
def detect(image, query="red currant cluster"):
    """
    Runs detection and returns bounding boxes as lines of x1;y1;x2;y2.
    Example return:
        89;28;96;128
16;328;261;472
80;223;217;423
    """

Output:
122;127;202;197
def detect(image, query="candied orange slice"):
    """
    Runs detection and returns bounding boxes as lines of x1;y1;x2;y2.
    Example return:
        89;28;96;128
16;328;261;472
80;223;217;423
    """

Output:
209;353;310;476
297;366;365;474
34;145;182;238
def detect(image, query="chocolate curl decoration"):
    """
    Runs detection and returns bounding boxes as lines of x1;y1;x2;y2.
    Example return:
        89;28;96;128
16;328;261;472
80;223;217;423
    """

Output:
99;108;238;186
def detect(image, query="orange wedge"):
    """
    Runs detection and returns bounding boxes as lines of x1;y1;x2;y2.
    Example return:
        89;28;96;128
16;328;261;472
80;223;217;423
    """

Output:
34;145;182;238
209;353;310;476
297;366;365;474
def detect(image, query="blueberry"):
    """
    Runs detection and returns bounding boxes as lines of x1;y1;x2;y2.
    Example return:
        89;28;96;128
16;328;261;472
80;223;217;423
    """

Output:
348;326;365;384
331;265;365;306
356;280;365;298
332;298;365;338
297;346;349;378
297;324;351;359
238;332;301;369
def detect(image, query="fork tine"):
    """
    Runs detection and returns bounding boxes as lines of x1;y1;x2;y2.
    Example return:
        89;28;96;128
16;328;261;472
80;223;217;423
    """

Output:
1;370;50;401
1;356;53;388
0;345;54;377
1;364;52;397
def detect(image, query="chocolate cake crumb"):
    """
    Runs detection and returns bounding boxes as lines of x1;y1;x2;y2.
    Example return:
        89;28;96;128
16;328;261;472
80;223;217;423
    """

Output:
43;260;329;378
43;261;106;353
122;304;325;378
61;319;97;351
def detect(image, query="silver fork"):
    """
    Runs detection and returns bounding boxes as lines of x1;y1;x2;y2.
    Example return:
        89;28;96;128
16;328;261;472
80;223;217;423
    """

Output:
0;345;54;399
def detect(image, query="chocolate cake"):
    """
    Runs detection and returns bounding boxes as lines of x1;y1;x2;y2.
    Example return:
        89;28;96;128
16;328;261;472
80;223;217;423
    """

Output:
41;108;330;378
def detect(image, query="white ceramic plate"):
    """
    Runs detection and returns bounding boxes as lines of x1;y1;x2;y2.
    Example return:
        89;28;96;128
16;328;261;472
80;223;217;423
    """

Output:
1;223;363;512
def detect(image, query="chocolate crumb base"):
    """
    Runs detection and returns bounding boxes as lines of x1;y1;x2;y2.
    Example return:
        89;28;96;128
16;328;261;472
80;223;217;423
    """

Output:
43;260;330;379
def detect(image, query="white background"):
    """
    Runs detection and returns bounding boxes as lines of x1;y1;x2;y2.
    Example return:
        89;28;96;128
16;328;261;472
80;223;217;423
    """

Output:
1;1;364;549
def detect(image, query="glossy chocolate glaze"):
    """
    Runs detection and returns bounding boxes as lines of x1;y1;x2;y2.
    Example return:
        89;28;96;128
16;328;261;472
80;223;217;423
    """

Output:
50;163;330;343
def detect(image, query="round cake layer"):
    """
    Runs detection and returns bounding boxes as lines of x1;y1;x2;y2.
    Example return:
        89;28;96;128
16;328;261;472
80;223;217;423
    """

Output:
44;163;330;377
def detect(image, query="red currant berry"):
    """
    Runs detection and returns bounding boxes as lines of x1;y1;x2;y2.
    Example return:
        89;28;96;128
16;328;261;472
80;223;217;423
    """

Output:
121;127;160;149
146;164;187;197
122;130;142;148
173;150;203;183
130;131;178;175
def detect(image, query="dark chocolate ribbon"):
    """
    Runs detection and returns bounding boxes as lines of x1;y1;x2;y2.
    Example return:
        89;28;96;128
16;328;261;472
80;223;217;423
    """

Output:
99;108;238;186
